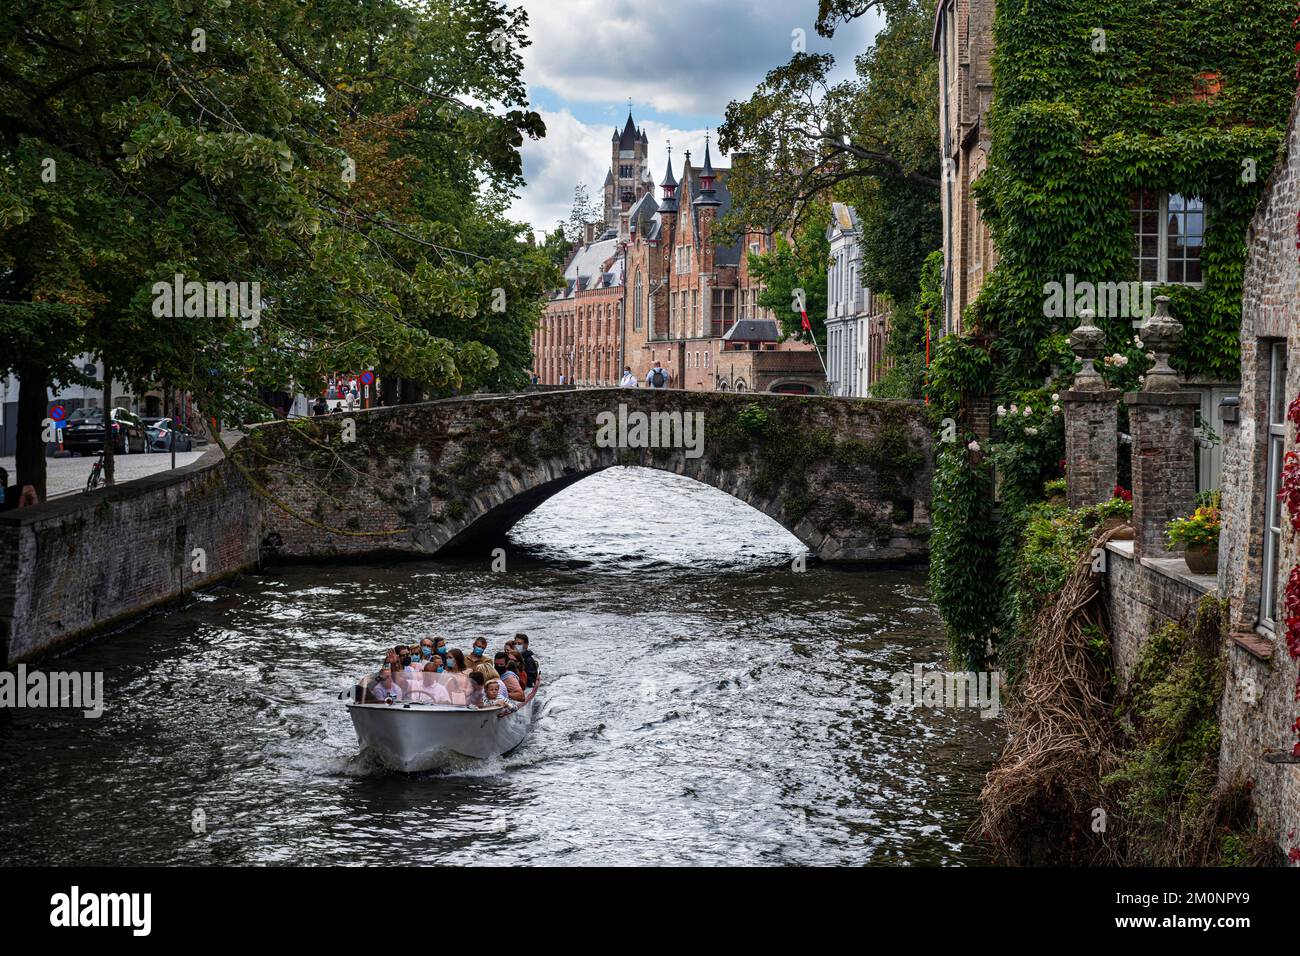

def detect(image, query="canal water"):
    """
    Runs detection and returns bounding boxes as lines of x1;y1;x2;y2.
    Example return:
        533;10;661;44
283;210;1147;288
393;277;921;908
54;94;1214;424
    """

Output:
0;467;1001;865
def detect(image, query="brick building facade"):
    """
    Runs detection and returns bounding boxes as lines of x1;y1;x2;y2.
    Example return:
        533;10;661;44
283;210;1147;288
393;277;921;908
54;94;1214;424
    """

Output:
933;0;997;337
533;112;825;393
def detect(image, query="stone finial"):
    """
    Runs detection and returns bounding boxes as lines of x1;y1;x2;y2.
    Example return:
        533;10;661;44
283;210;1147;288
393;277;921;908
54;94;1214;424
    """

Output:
1139;295;1183;392
1068;308;1106;391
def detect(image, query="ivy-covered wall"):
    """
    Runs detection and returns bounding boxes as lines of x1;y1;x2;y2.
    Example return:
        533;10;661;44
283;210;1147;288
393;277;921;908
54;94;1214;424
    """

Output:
929;0;1299;666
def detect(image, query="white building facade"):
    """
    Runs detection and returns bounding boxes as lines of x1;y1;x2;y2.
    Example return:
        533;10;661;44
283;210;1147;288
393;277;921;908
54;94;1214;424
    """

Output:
825;202;889;397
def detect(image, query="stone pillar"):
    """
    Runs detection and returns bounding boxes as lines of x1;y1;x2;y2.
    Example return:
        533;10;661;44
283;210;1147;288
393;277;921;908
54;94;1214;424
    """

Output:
1125;297;1199;558
1062;308;1120;508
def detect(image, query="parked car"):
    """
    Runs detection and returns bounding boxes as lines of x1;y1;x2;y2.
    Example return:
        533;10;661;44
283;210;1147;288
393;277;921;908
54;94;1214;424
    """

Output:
63;407;149;455
141;417;197;452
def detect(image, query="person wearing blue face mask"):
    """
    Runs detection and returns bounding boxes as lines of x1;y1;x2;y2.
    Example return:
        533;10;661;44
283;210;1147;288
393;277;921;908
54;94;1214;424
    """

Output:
470;637;489;660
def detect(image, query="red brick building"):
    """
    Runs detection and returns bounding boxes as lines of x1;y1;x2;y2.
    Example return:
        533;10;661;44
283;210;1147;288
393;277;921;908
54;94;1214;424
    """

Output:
533;112;825;393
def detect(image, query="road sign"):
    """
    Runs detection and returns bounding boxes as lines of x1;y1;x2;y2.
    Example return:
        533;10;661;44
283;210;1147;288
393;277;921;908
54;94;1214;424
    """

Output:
49;405;66;422
360;370;375;386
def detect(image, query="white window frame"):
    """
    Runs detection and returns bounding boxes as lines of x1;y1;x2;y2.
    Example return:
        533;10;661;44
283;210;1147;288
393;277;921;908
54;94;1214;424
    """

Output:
1132;190;1206;287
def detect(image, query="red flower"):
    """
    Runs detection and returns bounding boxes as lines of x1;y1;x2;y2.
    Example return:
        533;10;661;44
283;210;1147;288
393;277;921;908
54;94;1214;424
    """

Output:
1290;847;1300;863
1112;484;1132;502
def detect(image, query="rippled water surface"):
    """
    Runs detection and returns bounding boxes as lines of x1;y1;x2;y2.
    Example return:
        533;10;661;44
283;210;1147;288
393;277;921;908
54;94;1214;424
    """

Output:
0;467;1001;865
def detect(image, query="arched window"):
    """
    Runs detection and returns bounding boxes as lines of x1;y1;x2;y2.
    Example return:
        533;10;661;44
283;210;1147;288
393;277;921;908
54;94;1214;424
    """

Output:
734;378;748;393
634;272;644;330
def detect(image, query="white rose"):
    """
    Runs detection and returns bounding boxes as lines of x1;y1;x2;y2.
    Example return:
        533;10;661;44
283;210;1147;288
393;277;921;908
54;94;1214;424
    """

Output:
997;405;1007;416
1051;393;1060;402
967;440;981;452
1052;404;1061;414
1025;427;1038;437
1023;406;1032;416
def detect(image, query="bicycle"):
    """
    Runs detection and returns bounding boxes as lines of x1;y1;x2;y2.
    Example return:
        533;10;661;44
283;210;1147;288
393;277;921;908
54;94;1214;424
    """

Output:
85;450;105;493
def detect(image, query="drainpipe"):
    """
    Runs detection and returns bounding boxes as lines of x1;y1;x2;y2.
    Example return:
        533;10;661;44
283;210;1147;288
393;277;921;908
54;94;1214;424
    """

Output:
619;241;628;380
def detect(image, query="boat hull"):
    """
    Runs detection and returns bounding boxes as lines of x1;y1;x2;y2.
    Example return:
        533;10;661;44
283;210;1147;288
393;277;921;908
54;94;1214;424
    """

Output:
347;694;537;770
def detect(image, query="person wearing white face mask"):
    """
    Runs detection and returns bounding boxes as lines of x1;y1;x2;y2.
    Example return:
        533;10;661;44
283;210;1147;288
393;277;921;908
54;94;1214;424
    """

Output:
619;366;637;388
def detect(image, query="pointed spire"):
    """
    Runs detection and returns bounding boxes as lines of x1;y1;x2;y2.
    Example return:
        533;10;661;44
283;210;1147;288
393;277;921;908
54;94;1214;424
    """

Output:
659;142;678;213
618;109;639;150
694;131;721;208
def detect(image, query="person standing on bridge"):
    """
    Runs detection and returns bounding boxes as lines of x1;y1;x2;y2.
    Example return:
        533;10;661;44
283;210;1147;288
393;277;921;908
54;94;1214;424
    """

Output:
646;361;671;389
620;366;637;388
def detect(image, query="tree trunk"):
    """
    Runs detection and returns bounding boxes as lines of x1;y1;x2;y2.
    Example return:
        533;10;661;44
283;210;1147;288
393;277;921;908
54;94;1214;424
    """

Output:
15;366;48;501
102;361;115;486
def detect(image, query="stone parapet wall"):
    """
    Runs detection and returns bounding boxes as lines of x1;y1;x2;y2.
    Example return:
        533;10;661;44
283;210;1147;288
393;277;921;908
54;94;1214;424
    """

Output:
0;448;261;666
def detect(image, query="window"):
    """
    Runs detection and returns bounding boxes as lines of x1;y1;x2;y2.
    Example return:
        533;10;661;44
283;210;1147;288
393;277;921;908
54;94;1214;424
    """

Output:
1132;190;1205;284
703;351;709;368
691;289;699;337
676;246;691;274
633;273;643;330
619;164;632;178
1262;341;1288;627
711;288;735;336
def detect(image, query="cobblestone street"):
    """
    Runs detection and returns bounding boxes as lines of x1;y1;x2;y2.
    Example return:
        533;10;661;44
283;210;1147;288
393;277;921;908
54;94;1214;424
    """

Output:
1;449;208;498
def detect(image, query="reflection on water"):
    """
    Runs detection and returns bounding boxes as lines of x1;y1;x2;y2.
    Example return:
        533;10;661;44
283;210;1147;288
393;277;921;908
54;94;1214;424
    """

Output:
0;467;1001;865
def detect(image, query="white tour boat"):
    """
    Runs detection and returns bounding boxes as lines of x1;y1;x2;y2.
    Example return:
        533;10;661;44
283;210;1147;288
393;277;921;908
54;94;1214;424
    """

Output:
346;673;540;770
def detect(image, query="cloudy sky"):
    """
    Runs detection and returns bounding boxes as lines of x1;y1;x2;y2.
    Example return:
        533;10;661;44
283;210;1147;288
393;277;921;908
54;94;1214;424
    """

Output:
506;0;884;237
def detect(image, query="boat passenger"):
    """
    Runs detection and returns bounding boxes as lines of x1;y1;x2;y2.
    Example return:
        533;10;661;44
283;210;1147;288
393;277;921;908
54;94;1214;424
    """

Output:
466;671;486;708
410;671;451;705
445;648;467;673
371;666;404;703
433;636;449;659
514;634;539;685
480;677;509;708
494;653;526;701
469;637;490;663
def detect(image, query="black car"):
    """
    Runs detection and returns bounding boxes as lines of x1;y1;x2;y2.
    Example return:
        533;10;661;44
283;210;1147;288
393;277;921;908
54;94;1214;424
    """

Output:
63;407;149;455
141;417;197;452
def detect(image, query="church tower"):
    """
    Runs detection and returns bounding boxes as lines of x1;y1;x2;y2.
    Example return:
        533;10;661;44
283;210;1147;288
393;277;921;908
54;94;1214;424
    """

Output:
604;108;651;233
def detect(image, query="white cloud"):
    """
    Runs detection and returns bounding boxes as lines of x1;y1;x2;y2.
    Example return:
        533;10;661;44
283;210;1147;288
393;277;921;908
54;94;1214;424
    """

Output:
515;0;879;115
505;0;884;234
511;112;728;235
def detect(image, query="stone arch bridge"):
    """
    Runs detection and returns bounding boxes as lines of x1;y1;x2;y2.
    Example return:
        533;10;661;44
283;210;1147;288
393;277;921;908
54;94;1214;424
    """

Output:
241;389;935;565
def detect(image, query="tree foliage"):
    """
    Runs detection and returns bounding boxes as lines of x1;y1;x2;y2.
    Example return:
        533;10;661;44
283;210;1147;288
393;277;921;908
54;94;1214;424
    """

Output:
0;0;558;493
747;204;830;345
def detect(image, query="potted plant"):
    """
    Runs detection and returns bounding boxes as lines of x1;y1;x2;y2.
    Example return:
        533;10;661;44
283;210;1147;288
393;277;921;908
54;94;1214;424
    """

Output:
1096;493;1134;540
1166;491;1221;574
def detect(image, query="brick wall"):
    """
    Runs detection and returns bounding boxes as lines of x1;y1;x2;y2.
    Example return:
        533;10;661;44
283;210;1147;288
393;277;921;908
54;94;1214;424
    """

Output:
1167;92;1300;862
0;448;261;665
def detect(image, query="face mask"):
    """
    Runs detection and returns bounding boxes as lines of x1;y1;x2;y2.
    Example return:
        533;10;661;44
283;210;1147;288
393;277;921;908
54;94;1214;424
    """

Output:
435;646;445;656
436;666;445;673
421;647;432;658
472;647;484;656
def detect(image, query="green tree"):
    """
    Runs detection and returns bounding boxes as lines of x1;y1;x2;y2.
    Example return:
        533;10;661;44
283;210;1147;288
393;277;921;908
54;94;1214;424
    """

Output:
748;205;831;345
0;0;554;495
718;0;940;398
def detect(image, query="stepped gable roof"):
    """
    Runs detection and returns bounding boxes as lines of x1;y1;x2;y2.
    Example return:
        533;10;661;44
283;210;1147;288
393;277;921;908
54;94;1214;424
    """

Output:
722;318;780;342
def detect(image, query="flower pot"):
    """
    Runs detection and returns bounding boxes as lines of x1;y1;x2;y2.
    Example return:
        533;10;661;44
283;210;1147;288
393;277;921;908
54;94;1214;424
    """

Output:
1183;542;1218;575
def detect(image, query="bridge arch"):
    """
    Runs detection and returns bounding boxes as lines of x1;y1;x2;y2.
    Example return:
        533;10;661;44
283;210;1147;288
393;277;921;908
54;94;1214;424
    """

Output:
242;389;934;565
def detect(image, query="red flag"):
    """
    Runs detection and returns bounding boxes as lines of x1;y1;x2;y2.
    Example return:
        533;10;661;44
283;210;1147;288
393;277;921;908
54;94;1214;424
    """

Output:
800;310;811;332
